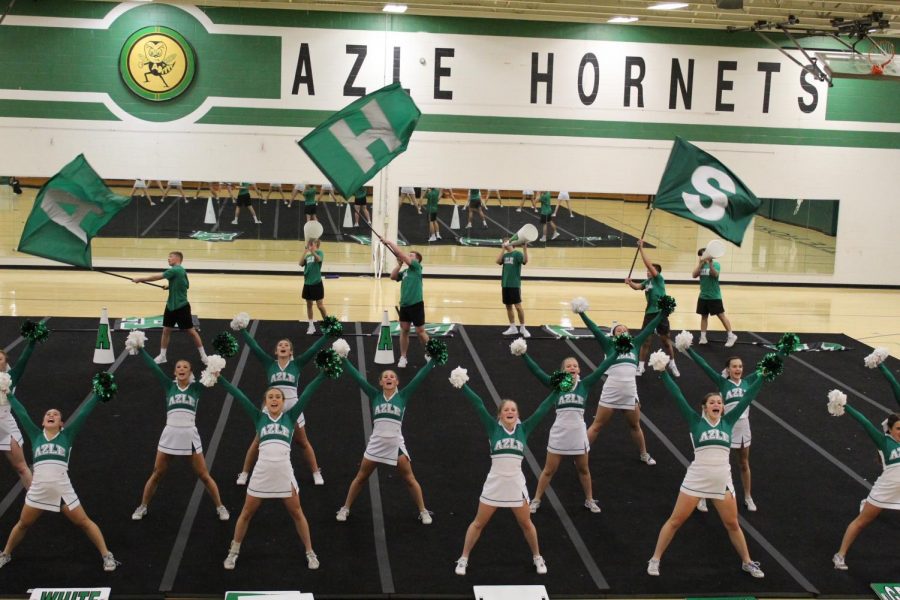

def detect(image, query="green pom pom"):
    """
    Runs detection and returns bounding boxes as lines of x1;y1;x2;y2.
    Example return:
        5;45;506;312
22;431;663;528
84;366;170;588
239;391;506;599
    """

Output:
320;316;343;337
549;370;575;392
92;371;117;402
614;333;634;354
756;352;784;382
657;295;677;315
212;331;239;358
20;320;50;343
426;339;449;366
315;348;343;379
776;332;800;355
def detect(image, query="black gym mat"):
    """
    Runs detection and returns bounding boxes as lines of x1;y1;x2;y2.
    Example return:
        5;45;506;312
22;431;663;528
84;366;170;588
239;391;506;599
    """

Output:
1;318;897;598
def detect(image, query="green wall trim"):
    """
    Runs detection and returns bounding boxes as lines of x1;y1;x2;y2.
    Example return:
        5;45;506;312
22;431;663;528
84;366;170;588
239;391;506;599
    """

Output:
826;78;900;123
196;107;900;149
0;100;119;121
10;0;116;18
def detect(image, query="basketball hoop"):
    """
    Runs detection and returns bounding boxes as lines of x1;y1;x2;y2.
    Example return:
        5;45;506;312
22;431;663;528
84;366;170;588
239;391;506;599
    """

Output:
866;42;895;76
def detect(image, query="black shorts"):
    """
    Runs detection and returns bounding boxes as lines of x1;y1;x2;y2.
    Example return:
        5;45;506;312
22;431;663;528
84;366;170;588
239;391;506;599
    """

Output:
163;304;194;329
398;301;425;327
468;199;482;209
302;282;324;301
696;298;725;316
428;212;438;222
642;311;670;336
354;195;367;206
501;286;522;306
237;192;252;207
540;213;554;224
304;204;317;215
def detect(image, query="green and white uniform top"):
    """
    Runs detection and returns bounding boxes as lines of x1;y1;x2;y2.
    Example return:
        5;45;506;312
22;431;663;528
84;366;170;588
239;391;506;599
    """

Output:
846;404;900;472
641;273;666;314
698;261;722;300
303;187;317;206
580;311;664;380
500;250;525;288
521;351;619;416
686;348;759;421
221;373;325;462
662;372;760;463
241;329;330;408
10;391;101;472
398;259;424;307
426;188;441;214
343;358;435;438
163;264;190;311
302;250;324;286
140;348;205;427
539;191;553;216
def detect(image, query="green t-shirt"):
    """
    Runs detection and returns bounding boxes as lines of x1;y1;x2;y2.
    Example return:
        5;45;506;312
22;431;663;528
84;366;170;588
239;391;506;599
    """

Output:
303;188;317;206
426;188;441;214
355;188;367;202
398;259;423;307
163;264;190;311
303;250;324;285
501;251;524;288
698;261;722;300
468;189;481;201
641;273;665;314
539;191;553;215
238;182;251;196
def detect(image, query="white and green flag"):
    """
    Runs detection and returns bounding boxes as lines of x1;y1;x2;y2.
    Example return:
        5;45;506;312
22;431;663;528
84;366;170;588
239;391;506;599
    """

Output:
653;137;760;246
17;155;131;268
298;82;420;198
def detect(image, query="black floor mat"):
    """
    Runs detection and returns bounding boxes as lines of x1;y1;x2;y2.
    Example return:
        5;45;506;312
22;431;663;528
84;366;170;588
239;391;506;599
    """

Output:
1;319;897;597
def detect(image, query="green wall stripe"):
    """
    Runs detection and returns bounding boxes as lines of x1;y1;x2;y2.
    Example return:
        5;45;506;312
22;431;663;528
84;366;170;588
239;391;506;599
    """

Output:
826;77;900;123
0;100;119;121
196;107;900;149
10;0;116;18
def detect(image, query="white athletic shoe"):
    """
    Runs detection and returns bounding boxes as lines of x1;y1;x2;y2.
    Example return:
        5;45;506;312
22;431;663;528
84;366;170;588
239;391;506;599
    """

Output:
131;504;148;520
538;236;547;242
153;354;167;364
397;356;408;368
636;363;645;377
306;323;316;335
455;557;468;575
223;543;240;570
465;223;472;229
428;235;437;242
419;510;433;525
336;506;350;522
529;498;541;514
668;361;681;378
436;234;442;240
217;505;230;521
742;561;765;578
640;453;657;466
502;325;518;335
313;469;324;486
744;497;757;512
231;218;238;225
0;552;10;568
103;553;120;572
306;551;320;570
552;232;560;240
584;499;602;513
725;332;738;348
236;471;249;486
519;326;531;338
699;334;708;345
697;498;708;512
533;555;548;575
482;221;488;228
647;558;660;576
516;208;522;212
832;553;848;570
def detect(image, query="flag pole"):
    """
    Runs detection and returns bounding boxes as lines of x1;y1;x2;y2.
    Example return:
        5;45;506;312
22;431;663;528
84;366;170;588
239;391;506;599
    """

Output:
97;269;166;289
627;200;655;280
361;219;399;258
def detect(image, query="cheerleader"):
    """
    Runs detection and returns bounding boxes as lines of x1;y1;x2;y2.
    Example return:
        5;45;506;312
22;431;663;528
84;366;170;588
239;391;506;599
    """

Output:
577;305;666;464
234;329;330;486
451;379;560;576
516;346;619;513
0;389;117;571
831;360;900;570
647;366;765;578
335;358;436;523
219;372;328;570
130;349;228;521
0;339;37;489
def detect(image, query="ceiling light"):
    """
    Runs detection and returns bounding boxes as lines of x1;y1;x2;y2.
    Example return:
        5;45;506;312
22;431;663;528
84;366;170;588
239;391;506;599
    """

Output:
648;2;689;9
383;4;408;13
608;16;639;23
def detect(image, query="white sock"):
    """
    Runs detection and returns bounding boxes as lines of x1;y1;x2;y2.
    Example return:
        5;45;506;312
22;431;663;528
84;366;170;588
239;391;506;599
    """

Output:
158;348;167;359
639;361;646;369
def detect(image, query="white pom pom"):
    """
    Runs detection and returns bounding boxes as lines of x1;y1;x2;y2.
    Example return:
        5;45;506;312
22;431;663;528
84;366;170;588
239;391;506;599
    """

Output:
200;354;226;387
570;297;589;314
863;347;889;369
449;366;469;389
674;330;693;353
509;338;528;357
230;312;250;332
0;372;10;406
826;389;847;416
648;349;670;372
125;330;147;356
332;338;351;359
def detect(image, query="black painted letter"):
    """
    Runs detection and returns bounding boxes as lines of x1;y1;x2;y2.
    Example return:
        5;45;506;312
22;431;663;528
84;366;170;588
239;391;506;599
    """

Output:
578;53;599;105
669;58;694;109
291;43;314;95
798;68;818;113
624;56;645;107
757;62;781;113
434;48;454;100
715;60;737;112
344;45;367;97
531;52;554;104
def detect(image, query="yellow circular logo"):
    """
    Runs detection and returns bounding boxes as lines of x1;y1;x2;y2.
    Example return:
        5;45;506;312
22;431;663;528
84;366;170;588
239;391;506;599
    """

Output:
120;27;195;102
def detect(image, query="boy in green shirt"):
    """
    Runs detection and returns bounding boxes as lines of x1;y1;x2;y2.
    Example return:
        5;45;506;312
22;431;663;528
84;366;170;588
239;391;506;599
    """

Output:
384;240;430;368
300;239;328;335
497;240;529;337
692;248;737;347
537;191;559;242
625;239;678;377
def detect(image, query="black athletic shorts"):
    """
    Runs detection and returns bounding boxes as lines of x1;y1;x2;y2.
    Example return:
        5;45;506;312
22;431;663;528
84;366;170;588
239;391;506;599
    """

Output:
468;199;482;209
163;304;194;329
398;301;426;327
237;192;252;207
642;311;670;336
428;212;438;222
302;282;324;301
540;214;554;224
304;205;317;215
501;286;522;306
354;195;368;206
696;298;725;316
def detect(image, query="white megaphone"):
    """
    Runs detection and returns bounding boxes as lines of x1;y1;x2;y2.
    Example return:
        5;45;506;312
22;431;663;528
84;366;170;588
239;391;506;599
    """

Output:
304;220;324;241
700;239;726;260
508;223;538;246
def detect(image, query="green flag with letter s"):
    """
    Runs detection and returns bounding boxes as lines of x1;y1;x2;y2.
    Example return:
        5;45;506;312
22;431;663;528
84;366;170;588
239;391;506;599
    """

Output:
653;137;760;246
17;154;131;268
298;82;420;198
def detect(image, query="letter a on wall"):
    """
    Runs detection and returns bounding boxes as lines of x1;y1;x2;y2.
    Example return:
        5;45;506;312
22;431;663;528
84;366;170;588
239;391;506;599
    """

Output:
298;82;421;198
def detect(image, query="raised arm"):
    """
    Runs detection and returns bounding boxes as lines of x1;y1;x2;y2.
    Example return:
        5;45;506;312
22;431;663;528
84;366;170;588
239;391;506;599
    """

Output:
521;353;551;388
725;377;763;426
294;333;331;368
845;404;889;450
400;359;436;398
633;310;665;346
140;348;176;389
460;384;497;434
287;372;327;422
341;357;380;398
661;371;700;424
8;339;36;387
63;393;102;439
638;239;657;277
581;350;621;389
219;376;261;420
522;390;562;437
241;329;274;367
685;347;727;387
7;392;40;441
878;363;900;407
579;312;614;355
